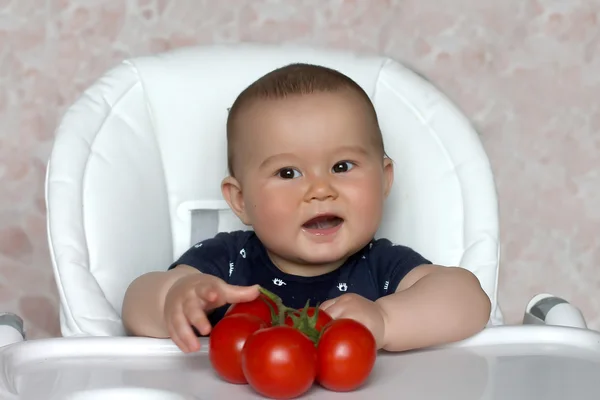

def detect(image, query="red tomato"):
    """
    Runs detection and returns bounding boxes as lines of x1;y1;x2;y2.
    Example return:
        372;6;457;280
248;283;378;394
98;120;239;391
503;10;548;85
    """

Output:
316;318;377;392
284;307;333;331
208;314;267;384
242;326;317;399
225;293;277;326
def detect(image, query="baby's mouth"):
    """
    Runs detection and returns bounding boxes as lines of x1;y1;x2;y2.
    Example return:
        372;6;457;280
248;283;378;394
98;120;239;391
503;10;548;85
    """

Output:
302;214;344;230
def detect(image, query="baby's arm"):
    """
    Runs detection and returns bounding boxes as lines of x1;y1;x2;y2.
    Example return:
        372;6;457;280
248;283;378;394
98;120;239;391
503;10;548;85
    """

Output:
122;265;200;338
122;264;259;352
375;265;491;352
123;232;259;352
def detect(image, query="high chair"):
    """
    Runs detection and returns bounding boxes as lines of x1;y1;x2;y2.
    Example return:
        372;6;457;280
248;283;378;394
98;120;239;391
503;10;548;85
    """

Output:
1;44;598;399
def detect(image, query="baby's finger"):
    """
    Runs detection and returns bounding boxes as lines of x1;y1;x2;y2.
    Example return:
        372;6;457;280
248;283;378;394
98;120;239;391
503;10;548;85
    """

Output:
194;285;218;303
320;301;347;319
183;297;211;330
195;285;226;309
221;284;260;304
319;298;337;311
177;320;201;353
169;311;196;353
176;304;203;352
168;323;187;353
185;305;212;337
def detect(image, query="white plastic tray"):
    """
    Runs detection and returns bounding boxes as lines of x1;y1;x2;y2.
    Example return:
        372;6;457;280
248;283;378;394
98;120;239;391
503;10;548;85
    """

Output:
1;325;600;399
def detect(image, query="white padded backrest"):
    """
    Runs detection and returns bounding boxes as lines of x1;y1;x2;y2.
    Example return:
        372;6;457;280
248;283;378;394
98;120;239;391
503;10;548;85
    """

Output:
46;44;502;337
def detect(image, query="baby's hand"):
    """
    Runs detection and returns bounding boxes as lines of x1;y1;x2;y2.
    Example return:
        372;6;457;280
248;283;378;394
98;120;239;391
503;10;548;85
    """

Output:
320;293;387;348
163;272;259;353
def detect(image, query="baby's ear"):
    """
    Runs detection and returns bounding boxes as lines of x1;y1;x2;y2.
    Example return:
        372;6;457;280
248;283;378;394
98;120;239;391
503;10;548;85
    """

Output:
382;157;394;197
221;176;251;225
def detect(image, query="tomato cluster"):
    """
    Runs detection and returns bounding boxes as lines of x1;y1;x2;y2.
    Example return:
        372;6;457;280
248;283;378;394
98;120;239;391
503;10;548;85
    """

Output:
208;288;377;399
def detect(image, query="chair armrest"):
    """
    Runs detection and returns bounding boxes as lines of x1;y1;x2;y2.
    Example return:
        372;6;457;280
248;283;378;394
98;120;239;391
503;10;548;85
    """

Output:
0;313;25;348
523;293;587;329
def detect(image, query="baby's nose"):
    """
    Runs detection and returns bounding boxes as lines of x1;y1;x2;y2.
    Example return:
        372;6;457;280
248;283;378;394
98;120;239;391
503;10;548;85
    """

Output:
304;177;338;201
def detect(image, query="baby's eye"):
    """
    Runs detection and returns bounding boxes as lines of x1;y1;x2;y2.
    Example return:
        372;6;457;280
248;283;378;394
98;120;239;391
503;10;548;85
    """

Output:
332;161;355;173
277;167;302;179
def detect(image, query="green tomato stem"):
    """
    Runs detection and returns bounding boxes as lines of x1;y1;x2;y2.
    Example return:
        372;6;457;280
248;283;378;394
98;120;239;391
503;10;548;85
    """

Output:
258;287;322;344
258;286;282;303
258;286;294;325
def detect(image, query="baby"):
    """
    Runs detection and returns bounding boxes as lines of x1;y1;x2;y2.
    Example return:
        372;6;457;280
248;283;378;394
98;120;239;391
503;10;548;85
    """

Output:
122;63;491;354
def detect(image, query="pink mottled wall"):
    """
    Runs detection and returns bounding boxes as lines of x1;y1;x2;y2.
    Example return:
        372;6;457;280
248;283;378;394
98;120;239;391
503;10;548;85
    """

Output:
1;0;599;338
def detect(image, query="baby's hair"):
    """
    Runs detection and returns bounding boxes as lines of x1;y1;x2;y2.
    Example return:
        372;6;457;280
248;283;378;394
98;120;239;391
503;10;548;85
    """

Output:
226;63;384;177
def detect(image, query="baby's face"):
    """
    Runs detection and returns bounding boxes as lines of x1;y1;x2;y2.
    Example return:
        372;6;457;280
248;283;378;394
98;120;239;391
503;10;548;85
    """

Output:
230;91;393;274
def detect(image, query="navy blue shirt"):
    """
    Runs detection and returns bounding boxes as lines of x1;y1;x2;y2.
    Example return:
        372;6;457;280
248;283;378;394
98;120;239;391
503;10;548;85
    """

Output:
169;230;430;326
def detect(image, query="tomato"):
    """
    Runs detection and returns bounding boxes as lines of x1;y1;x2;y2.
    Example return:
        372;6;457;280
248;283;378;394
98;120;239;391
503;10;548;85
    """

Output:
208;314;267;384
316;318;377;392
225;293;277;326
242;326;317;399
285;307;333;331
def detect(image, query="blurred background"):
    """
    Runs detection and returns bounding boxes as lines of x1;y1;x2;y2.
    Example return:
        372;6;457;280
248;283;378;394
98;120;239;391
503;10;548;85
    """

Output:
0;0;598;338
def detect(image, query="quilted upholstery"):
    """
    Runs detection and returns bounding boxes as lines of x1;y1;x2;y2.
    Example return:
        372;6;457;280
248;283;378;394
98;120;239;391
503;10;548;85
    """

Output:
45;44;502;337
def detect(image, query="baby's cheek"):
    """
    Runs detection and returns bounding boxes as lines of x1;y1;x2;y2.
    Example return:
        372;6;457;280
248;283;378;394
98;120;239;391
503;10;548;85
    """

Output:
353;194;385;230
352;182;383;209
251;198;292;227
